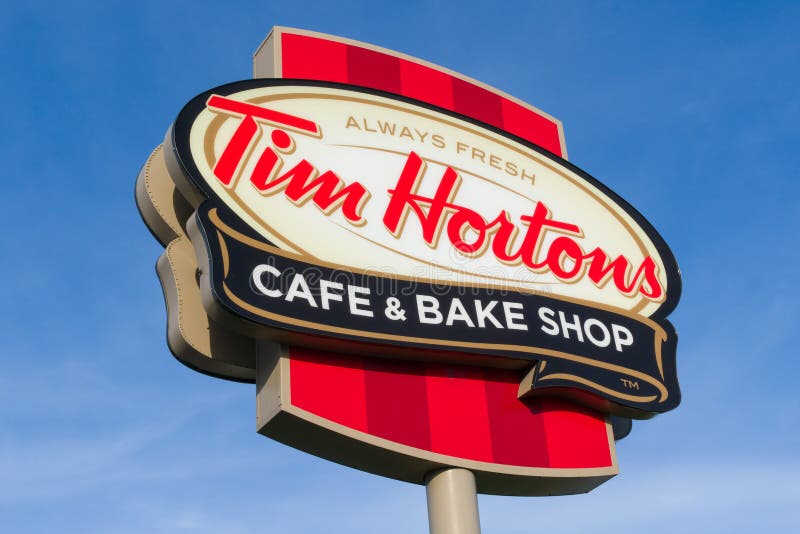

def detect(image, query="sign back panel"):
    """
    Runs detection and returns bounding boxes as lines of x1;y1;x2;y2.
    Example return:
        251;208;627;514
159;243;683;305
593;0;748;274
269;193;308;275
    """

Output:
169;79;679;416
257;344;616;496
253;26;567;158
136;27;682;496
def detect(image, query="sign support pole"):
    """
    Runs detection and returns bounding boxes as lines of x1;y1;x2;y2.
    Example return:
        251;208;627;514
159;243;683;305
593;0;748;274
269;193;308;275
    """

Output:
425;468;482;534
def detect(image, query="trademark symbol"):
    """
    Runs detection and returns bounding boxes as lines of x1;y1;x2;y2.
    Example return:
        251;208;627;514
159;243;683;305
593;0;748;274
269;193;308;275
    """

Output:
620;378;640;390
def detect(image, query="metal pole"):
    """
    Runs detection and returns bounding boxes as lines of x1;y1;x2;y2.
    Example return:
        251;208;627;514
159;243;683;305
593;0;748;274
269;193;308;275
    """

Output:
425;468;481;534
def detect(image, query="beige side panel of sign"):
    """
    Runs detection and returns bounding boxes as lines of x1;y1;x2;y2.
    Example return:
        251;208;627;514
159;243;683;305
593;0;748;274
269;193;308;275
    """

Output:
136;145;257;379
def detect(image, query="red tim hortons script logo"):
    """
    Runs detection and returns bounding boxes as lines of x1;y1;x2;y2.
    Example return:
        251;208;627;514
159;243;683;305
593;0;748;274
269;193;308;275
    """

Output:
163;79;681;417
208;94;663;302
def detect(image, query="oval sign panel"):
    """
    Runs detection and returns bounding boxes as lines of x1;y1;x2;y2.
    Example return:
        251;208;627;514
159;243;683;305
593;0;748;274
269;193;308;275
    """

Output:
167;80;681;416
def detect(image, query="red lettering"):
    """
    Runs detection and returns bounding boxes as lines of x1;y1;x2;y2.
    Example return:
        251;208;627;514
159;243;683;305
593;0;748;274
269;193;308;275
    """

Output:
547;237;585;279
383;152;460;245
583;249;663;300
383;153;665;301
249;157;369;224
204;97;666;302
214;115;259;186
640;258;663;300
447;209;488;254
207;96;368;224
207;95;319;187
517;203;581;271
249;147;280;190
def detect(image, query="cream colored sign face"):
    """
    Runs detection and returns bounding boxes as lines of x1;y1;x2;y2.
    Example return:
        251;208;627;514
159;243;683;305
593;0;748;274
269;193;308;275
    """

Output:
186;85;669;317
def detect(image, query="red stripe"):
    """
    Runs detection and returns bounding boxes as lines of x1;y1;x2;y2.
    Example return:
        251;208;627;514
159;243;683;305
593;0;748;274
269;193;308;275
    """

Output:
280;33;349;83
452;78;504;130
483;370;551;467
286;349;611;469
278;31;565;156
425;363;493;461
540;398;612;468
289;349;368;432
399;60;454;109
363;359;431;450
501;99;562;156
346;45;402;94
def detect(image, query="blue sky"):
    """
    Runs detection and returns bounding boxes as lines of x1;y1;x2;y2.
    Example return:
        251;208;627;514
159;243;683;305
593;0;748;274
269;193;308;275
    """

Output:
1;1;798;532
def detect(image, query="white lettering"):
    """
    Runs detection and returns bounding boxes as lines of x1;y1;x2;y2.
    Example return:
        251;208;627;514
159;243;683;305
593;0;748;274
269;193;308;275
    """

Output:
252;264;282;298
538;306;559;335
558;311;584;342
319;279;344;310
347;285;373;317
417;295;443;324
285;274;317;307
612;324;633;352
584;318;611;348
475;300;503;328
503;302;528;331
445;298;475;327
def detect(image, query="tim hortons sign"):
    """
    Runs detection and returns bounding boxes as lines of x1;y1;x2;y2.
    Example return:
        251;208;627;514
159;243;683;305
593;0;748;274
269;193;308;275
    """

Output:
136;27;681;496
